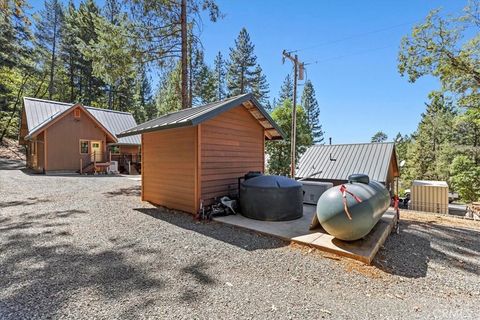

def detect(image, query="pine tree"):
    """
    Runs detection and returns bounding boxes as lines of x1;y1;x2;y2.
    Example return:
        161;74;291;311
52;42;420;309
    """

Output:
266;99;313;176
0;1;33;141
407;92;456;181
189;47;215;105
213;51;226;100
0;1;32;72
136;65;156;121
156;63;182;115
82;12;133;110
278;74;293;105
75;0;105;106
35;0;64;99
60;0;81;102
301;80;323;143
226;28;257;96
251;64;269;105
371;131;388;143
103;0;121;24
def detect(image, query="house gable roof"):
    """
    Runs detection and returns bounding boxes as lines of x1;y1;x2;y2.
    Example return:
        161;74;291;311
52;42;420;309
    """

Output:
296;142;399;183
117;93;285;140
22;97;141;145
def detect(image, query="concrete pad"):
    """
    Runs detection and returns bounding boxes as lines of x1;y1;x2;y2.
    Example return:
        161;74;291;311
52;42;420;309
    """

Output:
214;205;397;264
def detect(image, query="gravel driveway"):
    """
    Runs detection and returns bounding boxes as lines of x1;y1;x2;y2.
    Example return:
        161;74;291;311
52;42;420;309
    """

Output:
1;164;479;319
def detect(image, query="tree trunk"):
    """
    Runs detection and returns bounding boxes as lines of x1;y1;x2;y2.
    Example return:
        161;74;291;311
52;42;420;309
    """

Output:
188;32;193;108
48;10;58;100
0;76;29;142
69;55;75;101
180;0;188;109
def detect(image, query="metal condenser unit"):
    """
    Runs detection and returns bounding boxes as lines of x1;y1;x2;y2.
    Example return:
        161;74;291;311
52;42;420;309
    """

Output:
301;180;333;205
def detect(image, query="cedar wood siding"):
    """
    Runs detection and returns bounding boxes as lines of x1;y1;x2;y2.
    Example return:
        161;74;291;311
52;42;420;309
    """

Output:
200;105;264;204
142;126;197;214
46;107;107;171
34;132;45;171
118;145;140;155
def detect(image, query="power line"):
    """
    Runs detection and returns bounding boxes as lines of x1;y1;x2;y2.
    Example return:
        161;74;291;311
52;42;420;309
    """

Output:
287;21;414;54
304;44;395;66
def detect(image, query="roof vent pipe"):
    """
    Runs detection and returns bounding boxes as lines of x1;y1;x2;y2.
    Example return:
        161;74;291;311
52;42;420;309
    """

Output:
329;137;332;145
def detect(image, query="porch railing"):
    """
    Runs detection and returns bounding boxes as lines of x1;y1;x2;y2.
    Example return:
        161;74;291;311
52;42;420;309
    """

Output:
79;151;110;174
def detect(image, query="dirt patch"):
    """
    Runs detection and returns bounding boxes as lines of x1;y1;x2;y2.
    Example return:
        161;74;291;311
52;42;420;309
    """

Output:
0;138;25;161
400;210;480;230
289;242;386;279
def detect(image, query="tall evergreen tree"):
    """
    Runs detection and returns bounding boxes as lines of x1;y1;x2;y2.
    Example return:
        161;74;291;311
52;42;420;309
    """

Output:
0;0;32;73
0;0;34;142
60;0;82;102
301;80;323;143
266;99;313;176
82;12;133;110
156;63;182;115
371;131;388;143
35;0;64;99
226;28;257;96
213;51;226;100
75;0;104;105
103;0;121;24
190;48;216;105
406;92;456;181
278;74;293;105
135;64;155;121
251;64;269;105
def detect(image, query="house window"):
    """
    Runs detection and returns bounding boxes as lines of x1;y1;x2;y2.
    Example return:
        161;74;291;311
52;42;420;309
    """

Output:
74;109;81;118
80;140;89;154
109;145;120;154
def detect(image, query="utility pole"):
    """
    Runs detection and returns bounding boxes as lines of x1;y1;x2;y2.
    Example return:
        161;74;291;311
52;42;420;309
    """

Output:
282;50;304;178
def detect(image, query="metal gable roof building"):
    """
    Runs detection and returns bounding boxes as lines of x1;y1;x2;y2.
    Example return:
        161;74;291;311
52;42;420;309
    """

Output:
118;93;285;140
296;142;399;184
22;97;141;145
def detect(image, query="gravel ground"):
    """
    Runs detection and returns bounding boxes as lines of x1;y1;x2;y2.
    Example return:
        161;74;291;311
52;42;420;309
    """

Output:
1;164;479;319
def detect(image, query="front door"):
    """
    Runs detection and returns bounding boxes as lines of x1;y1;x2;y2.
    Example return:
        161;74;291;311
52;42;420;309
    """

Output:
91;141;102;162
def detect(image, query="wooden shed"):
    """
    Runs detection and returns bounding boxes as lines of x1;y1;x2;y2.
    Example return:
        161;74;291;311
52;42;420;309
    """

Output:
118;93;284;214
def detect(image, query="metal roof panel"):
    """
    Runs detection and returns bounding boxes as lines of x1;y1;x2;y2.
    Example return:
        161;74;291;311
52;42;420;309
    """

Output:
297;142;397;183
22;97;140;145
117;93;285;140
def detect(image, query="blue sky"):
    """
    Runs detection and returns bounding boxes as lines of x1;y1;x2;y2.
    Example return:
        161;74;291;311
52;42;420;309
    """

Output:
196;0;466;143
29;0;467;143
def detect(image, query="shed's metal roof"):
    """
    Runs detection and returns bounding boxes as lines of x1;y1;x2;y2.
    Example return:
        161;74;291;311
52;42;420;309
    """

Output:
23;97;141;145
412;180;448;187
118;93;285;140
296;142;398;183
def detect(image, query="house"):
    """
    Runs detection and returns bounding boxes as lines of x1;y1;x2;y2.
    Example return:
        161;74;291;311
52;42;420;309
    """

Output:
296;142;400;194
118;93;284;214
19;97;141;174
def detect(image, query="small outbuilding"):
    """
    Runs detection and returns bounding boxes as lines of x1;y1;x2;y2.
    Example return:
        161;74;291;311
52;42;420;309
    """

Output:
410;180;449;214
296;142;400;194
118;93;284;214
19;97;141;174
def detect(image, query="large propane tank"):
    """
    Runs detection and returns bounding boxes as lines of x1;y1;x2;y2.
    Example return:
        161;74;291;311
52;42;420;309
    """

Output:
316;174;390;241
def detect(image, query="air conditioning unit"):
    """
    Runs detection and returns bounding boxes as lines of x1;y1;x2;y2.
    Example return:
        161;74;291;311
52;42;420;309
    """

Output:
301;181;333;205
108;161;118;174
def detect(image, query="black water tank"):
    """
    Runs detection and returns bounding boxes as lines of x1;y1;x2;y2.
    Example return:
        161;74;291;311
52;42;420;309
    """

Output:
240;175;303;221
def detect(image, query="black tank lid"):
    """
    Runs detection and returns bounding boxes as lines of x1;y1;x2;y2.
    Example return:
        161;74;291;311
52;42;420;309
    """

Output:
242;175;301;189
348;174;370;184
